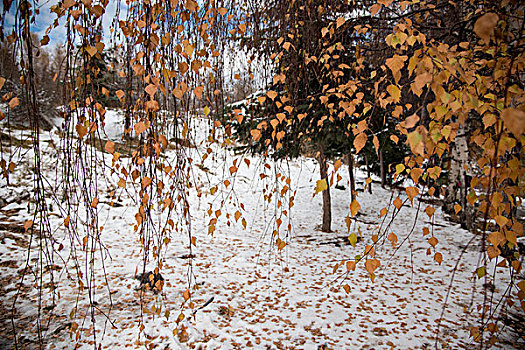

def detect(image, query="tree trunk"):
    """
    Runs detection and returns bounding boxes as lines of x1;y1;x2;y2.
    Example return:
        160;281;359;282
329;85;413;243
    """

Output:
346;153;356;203
318;145;331;232
365;154;372;194
444;125;474;229
380;148;386;188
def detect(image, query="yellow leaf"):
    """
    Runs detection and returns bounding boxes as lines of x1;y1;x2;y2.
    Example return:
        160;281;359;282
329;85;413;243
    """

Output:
203;106;211;116
454;204;462;214
314;178;328;196
354;133;367;153
386;84;401;102
407;131;424;155
348;233;357;247
501;108;525;136
474;13;499;43
350;199;361;217
85;46;97;57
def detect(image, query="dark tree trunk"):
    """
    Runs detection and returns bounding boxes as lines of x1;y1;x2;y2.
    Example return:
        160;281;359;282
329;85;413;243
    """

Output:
365;154;372;194
318;145;331;232
346;153;356;203
380;149;386;188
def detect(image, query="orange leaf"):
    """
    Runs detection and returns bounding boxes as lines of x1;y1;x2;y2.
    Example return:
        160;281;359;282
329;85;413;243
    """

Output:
370;3;381;16
8;97;20;109
134;121;148;135
76;124;87;139
428;236;438;247
183;289;190;301
393;197;403;209
346;261;356;272
410;168;424;184
85;46;97;57
104;141;115;154
487;246;500;259
424;205;435;218
336;16;345;28
194;86;203;99
350;199;360;217
116;90;125;100
365;258;380;274
145;84;157;97
117;178;126;188
267;91;278;100
343;284;351;293
91;197;99;208
250;129;261;141
354;133;367;153
406;186;419;204
474;13;499;43
24;220;33;231
141;177;152;188
434;252;443;264
501;108;525;136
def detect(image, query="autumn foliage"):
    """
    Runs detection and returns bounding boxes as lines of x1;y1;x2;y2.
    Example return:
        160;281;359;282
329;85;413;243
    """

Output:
0;0;524;348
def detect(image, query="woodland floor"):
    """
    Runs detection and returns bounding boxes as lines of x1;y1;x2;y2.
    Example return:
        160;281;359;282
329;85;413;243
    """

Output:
0;112;524;349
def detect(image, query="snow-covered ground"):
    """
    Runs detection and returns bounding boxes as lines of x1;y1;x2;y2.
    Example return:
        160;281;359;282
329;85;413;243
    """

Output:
0;111;522;349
